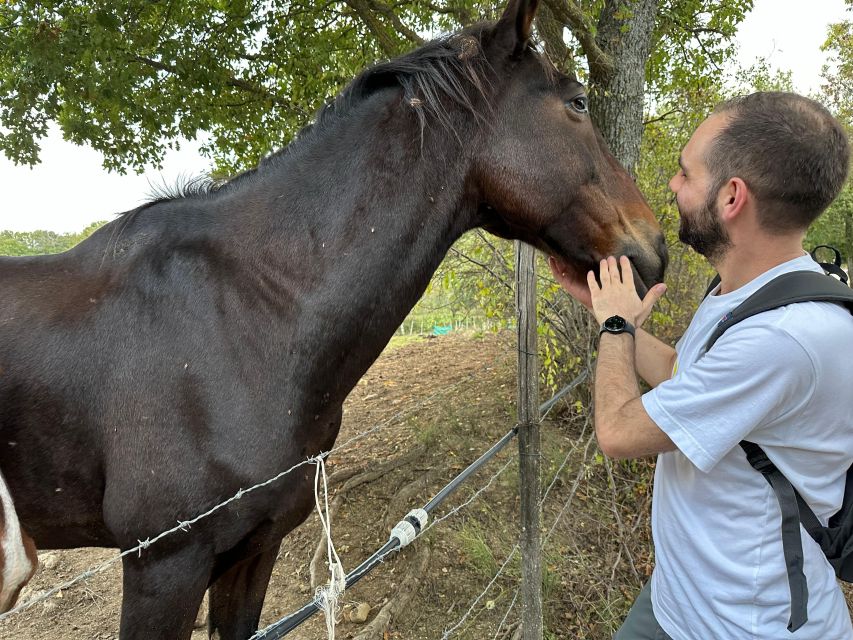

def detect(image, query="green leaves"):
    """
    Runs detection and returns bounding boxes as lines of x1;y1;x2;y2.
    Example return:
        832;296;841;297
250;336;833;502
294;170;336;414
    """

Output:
0;1;495;174
646;0;752;110
811;13;853;264
1;0;755;178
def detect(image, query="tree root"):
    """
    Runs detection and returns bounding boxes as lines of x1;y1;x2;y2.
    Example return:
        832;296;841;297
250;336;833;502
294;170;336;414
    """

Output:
381;466;442;531
350;543;432;640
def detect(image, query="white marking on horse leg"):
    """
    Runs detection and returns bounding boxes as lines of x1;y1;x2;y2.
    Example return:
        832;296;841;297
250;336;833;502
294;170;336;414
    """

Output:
194;590;209;629
0;475;37;613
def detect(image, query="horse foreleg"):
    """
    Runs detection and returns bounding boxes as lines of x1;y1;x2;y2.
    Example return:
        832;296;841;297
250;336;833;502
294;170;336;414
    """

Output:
119;545;211;640
208;544;280;640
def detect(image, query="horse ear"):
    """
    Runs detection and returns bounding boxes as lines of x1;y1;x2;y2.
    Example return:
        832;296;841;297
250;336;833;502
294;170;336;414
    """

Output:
495;0;540;56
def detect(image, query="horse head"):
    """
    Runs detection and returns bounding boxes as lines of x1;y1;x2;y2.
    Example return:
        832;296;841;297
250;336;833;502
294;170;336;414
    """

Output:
470;0;667;294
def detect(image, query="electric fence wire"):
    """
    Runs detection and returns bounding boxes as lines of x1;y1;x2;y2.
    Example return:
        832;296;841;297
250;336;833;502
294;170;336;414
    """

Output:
253;367;591;639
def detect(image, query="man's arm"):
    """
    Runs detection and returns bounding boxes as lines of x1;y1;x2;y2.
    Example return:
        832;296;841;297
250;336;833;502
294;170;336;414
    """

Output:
549;255;676;459
596;332;676;458
635;328;677;388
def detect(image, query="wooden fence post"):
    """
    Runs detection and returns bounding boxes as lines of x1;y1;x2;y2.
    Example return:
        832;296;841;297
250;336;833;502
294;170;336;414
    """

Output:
515;240;542;639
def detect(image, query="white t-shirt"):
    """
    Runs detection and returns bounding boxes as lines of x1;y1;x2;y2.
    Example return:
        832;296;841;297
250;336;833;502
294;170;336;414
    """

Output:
642;254;853;640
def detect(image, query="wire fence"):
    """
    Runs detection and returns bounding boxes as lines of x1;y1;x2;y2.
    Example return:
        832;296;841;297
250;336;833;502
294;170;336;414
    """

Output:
443;414;595;639
248;364;591;639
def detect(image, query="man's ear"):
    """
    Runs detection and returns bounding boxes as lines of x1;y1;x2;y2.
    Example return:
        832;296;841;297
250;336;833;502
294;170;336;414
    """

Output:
494;0;540;57
719;177;749;222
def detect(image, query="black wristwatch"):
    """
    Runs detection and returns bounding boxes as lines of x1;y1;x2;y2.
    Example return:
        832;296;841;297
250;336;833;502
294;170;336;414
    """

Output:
599;315;635;339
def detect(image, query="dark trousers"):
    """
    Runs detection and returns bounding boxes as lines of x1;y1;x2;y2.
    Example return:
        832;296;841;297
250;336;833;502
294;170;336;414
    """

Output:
613;582;673;640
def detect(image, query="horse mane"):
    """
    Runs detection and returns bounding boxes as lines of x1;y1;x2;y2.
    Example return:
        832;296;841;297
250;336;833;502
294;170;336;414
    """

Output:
325;27;495;138
144;173;221;204
132;25;500;213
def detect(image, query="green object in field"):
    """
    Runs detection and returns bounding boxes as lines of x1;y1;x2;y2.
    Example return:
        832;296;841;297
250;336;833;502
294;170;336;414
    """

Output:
432;325;452;336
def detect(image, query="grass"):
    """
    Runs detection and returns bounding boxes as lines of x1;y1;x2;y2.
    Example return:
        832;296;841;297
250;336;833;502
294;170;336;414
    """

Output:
412;415;442;448
458;522;499;578
385;333;426;351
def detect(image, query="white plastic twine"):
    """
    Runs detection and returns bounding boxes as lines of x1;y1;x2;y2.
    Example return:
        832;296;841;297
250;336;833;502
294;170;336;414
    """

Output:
313;456;346;639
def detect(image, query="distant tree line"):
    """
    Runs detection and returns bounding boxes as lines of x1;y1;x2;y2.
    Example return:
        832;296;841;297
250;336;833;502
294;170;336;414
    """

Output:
0;221;106;256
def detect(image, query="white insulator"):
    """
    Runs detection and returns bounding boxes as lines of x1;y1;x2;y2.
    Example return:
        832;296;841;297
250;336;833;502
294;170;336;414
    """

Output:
390;520;418;547
389;509;429;548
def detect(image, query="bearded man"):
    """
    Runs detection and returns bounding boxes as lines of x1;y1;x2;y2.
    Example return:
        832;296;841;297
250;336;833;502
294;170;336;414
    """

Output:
551;92;853;639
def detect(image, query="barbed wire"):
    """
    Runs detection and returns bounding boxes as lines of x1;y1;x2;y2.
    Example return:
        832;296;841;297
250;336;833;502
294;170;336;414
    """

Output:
444;413;595;639
1;342;591;638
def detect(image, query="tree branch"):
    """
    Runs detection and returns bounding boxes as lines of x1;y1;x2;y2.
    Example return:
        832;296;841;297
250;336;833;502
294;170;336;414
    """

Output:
130;55;296;112
368;0;424;45
543;0;614;79
536;1;575;76
421;1;474;25
343;0;402;56
642;107;681;126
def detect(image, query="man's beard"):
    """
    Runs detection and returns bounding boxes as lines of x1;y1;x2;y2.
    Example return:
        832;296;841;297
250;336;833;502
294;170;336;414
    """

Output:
677;188;731;263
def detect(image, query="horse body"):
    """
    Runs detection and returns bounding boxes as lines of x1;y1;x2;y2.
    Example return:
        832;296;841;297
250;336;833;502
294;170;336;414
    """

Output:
0;75;482;635
0;1;667;637
3;113;465;518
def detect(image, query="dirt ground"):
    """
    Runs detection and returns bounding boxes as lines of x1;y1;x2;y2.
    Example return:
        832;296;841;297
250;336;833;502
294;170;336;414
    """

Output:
2;331;851;639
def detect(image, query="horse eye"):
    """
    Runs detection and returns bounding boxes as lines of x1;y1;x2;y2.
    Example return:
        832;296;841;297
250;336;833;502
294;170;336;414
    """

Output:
567;96;588;114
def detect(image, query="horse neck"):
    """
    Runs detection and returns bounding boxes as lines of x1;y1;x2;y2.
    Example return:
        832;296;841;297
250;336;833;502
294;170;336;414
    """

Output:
225;109;480;394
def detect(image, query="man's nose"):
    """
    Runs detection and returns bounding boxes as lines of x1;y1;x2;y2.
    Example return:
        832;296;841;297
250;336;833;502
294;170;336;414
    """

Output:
668;174;678;193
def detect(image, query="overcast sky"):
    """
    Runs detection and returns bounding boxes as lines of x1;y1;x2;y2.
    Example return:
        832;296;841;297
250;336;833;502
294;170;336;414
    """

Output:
0;0;850;234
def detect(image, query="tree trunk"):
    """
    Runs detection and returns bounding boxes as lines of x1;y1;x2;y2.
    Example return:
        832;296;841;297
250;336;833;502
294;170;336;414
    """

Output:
536;4;575;77
588;0;660;172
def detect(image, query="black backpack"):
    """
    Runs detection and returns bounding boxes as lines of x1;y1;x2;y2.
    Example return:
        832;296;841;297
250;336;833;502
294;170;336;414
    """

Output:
702;247;853;633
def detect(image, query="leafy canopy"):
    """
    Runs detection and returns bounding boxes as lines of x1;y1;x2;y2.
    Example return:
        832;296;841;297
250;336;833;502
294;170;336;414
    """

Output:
1;0;752;174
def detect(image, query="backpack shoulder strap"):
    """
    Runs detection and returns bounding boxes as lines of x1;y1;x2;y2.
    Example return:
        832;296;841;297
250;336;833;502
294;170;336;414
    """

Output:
704;273;721;298
740;442;813;631
704;271;853;353
740;441;826;631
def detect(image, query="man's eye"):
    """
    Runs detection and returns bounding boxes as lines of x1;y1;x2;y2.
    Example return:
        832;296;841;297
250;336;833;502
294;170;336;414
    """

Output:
567;95;588;114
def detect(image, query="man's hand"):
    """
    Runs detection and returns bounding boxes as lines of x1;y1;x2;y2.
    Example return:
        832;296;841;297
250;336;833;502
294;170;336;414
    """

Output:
551;255;666;328
589;256;666;327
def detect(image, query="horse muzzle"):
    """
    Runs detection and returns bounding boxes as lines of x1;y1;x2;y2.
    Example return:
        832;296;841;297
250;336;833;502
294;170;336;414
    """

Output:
615;233;668;298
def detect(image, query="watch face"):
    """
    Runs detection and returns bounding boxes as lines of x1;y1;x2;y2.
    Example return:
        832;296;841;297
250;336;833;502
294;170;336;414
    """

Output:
604;316;626;332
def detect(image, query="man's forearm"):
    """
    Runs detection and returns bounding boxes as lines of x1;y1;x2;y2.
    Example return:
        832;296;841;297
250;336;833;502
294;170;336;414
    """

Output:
634;328;676;388
595;333;642;457
594;332;677;458
596;333;641;414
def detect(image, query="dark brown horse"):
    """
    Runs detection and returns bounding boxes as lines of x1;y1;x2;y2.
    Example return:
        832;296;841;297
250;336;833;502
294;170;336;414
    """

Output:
0;0;666;637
